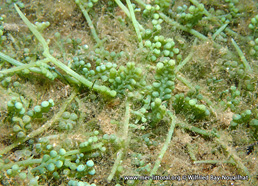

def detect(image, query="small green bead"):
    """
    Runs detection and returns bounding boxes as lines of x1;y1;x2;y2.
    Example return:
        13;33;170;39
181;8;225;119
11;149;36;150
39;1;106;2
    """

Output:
12;164;19;171
53;171;59;178
66;38;72;44
13;81;20;87
34;106;41;113
46;145;53;150
196;104;206;111
145;4;152;10
42;154;50;162
88;168;95;175
110;51;116;58
155;24;162;30
100;147;106;152
230;121;238;127
249;24;255;30
245;110;252;116
154;98;162;105
7;169;12;175
63;169;70;175
153;13;159;20
166;81;174;86
168;59;175;66
62;112;70;119
59;148;66;156
189;99;197;106
50;150;58;158
189;5;196;14
103;134;109;140
164;88;172;94
255;15;258;21
56;160;63;168
35;143;41;149
69;113;78;121
233;114;241;122
155;42;162;48
250;119;258;127
163;94;171;100
110;90;117;97
17;131;26;138
15;102;23;110
152;91;159;97
54;32;61;39
19;172;27;180
153;49;160;55
22;115;31;124
152;82;161;88
47;163;55;172
173;48;180;54
77;164;85;172
30;177;39;186
152;19;158;25
163;50;170;56
92;136;98;142
7;101;14;108
156;62;164;69
13;125;21;132
88;2;93;8
151;55;157;61
86;160;94;167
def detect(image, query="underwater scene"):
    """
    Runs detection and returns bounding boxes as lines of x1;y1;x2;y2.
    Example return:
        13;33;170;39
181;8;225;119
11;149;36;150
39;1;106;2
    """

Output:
0;0;258;185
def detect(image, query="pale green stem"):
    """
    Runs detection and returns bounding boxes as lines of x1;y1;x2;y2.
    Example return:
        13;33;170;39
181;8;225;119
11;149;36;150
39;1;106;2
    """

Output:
194;159;235;164
123;100;130;143
0;51;24;66
177;122;213;137
212;23;229;40
64;142;104;156
0;52;44;74
176;73;195;89
134;0;145;7
215;137;250;177
75;97;86;126
186;143;197;161
126;0;143;48
0;58;50;74
107;100;130;183
231;38;252;73
175;38;197;73
76;2;101;45
115;0;130;17
146;111;176;186
0;159;42;170
107;149;123;183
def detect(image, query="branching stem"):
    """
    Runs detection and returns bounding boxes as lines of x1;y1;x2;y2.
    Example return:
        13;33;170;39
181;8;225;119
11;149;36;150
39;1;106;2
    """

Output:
231;38;252;73
14;4;116;97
